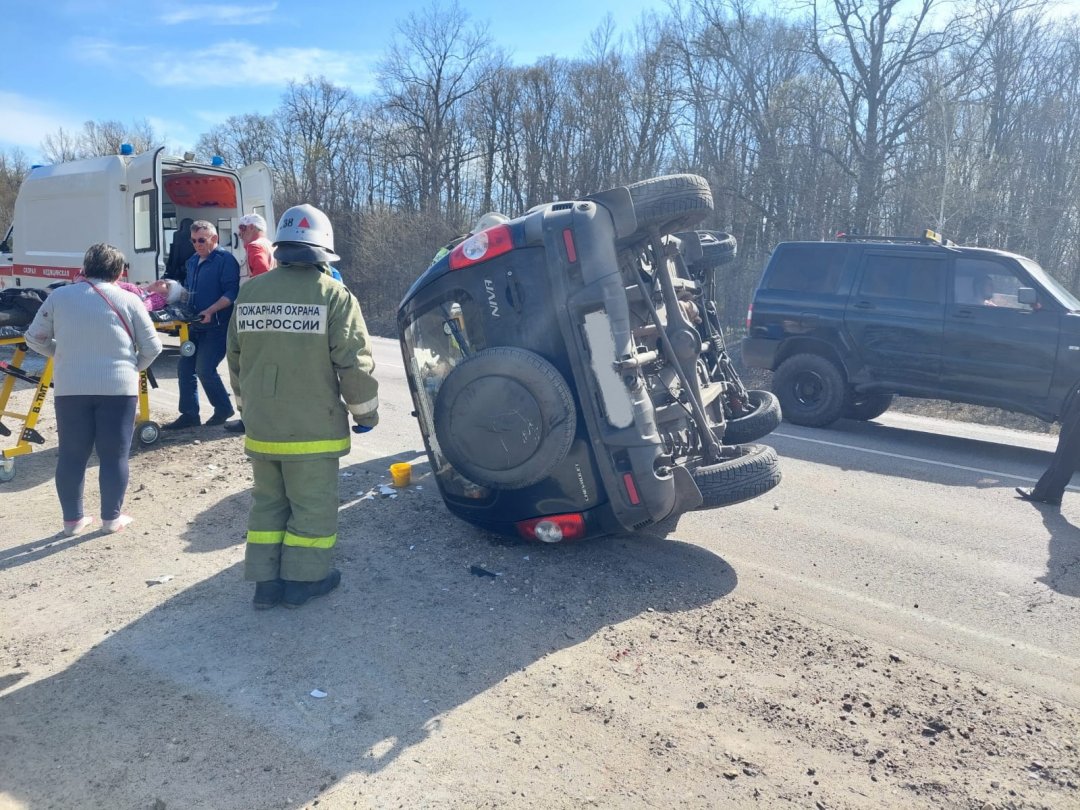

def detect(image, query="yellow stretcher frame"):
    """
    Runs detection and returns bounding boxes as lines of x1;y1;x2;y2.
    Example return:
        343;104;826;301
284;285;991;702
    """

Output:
0;323;191;482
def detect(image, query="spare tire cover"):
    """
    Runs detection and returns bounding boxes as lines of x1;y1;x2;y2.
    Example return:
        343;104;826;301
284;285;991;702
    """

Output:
433;347;577;490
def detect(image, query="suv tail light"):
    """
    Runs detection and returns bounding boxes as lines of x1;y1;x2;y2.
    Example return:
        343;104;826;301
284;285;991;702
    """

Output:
745;303;753;330
515;513;587;543
449;225;513;270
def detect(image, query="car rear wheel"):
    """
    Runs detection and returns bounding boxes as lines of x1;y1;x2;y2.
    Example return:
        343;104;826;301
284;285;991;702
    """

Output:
690;444;781;508
844;392;893;421
433;347;577;490
772;353;847;427
626;174;713;235
718;389;782;444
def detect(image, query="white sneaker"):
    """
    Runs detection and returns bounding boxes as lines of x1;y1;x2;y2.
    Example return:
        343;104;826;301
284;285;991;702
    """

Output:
101;514;133;533
62;516;94;536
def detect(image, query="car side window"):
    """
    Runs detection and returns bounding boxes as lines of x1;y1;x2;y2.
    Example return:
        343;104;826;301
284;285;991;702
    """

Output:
954;257;1031;309
857;254;945;303
764;245;846;293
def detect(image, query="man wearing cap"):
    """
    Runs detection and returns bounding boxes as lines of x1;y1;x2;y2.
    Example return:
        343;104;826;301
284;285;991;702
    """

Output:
238;213;275;284
226;213;276;434
226;204;379;609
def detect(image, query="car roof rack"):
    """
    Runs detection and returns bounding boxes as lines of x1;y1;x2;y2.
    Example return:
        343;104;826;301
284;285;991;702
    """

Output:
835;228;956;247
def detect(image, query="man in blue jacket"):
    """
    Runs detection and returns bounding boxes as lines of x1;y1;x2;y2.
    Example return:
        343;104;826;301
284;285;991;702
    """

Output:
164;220;240;429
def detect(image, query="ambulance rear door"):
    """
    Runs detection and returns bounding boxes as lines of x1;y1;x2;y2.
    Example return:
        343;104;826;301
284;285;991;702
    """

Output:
238;162;276;241
125;147;166;284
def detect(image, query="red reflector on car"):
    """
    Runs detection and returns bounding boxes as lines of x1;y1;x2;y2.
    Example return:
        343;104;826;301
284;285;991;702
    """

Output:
515;513;587;543
449;224;513;270
622;473;641;505
562;228;577;263
745;303;753;330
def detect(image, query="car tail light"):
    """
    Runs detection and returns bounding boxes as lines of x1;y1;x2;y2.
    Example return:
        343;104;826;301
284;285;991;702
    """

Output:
562;228;577;263
745;303;753;330
515;513;587;543
449;225;513;270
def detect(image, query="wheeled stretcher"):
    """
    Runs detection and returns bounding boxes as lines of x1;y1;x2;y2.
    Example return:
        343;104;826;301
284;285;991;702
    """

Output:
0;332;163;483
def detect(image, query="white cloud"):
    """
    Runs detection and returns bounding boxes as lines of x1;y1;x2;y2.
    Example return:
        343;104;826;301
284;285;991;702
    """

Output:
72;36;374;92
0;92;86;158
159;2;277;25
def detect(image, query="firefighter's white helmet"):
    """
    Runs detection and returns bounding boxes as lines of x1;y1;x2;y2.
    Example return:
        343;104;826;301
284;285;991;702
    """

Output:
473;212;509;233
273;204;340;263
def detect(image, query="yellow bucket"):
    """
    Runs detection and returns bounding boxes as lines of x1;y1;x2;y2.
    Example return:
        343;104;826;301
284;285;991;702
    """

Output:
390;462;412;488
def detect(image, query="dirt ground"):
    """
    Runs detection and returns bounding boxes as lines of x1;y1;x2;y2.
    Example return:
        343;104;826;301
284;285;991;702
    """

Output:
1;380;1079;809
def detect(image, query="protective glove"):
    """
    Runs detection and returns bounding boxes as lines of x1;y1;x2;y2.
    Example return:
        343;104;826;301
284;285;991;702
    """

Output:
351;408;378;434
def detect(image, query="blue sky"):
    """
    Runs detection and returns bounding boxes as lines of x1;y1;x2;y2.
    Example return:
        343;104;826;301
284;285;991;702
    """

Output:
2;0;667;162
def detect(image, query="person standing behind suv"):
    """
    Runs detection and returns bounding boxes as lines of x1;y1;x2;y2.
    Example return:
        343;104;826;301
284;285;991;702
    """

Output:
164;220;239;430
226;213;276;435
1016;384;1080;508
238;213;275;284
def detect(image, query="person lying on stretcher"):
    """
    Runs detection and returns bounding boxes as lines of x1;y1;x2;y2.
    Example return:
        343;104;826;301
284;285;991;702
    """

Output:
115;278;184;312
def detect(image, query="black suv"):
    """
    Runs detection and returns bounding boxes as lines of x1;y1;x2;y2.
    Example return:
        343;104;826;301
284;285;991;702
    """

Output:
742;232;1080;427
397;175;782;542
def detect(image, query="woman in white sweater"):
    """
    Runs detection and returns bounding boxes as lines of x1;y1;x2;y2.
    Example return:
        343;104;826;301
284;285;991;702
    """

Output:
26;244;162;535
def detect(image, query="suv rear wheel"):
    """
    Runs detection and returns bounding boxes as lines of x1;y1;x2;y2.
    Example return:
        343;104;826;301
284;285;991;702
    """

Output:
690;444;781;508
626;174;713;235
772;353;846;427
844;392;893;421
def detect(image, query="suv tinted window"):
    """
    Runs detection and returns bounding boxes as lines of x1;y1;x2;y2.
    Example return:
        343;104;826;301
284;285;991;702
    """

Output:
857;254;944;303
764;244;846;293
955;257;1028;309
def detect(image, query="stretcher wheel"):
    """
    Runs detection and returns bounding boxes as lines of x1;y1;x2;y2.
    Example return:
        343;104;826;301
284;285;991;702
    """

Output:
137;421;161;446
0;459;15;483
180;340;196;357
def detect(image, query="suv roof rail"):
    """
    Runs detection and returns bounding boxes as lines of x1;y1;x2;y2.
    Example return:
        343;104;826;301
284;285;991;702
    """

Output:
834;229;956;247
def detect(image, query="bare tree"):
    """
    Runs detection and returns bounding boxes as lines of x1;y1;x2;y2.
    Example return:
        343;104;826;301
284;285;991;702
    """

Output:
41;119;158;163
377;0;497;213
807;0;972;232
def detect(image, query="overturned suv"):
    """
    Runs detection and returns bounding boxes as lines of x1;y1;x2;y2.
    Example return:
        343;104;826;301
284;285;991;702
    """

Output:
397;175;781;542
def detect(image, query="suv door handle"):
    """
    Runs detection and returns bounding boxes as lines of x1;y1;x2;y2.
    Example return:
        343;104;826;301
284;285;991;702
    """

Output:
953;310;973;318
852;300;875;309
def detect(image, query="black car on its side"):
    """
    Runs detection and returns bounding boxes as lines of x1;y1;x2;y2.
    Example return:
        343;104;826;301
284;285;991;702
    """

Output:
397;175;782;542
742;231;1080;427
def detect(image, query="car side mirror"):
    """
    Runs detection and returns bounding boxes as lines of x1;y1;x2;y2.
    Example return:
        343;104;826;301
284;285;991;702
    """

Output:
1017;287;1037;305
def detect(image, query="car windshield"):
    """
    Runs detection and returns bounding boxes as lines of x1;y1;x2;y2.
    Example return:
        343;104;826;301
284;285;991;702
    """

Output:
1018;257;1080;311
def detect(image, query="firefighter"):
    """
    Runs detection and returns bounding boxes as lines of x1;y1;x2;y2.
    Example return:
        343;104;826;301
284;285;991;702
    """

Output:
226;204;379;609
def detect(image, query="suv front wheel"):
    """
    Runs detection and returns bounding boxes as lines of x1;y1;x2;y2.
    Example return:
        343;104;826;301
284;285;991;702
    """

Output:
772;353;847;427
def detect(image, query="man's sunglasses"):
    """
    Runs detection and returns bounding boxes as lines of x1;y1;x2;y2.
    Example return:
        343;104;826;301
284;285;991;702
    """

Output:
191;237;211;244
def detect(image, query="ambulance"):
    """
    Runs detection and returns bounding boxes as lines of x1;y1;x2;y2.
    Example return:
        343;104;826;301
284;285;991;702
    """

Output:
0;144;275;289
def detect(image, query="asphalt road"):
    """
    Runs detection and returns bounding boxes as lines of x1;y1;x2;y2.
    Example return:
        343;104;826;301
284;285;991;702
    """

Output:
23;333;1080;708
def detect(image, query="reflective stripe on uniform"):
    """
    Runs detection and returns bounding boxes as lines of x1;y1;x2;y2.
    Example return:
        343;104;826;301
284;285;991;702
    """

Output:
244;436;350;455
347;396;379;416
247;529;286;545
283;531;336;549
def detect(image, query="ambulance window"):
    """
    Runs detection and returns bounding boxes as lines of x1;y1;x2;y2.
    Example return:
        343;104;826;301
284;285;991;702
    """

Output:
217;218;233;248
133;192;156;252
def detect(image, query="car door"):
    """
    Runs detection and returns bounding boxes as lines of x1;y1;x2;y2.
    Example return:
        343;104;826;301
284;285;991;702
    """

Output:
843;250;946;386
941;255;1057;399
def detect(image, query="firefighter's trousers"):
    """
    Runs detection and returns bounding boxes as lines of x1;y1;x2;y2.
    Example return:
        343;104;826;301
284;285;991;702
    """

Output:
245;456;339;582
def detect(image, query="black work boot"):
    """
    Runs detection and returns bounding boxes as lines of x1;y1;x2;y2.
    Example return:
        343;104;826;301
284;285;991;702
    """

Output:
253;579;284;610
282;569;341;609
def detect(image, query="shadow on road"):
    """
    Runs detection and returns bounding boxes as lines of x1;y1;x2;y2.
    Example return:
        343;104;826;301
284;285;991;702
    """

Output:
1036;508;1080;599
773;418;1055;489
0;451;738;809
